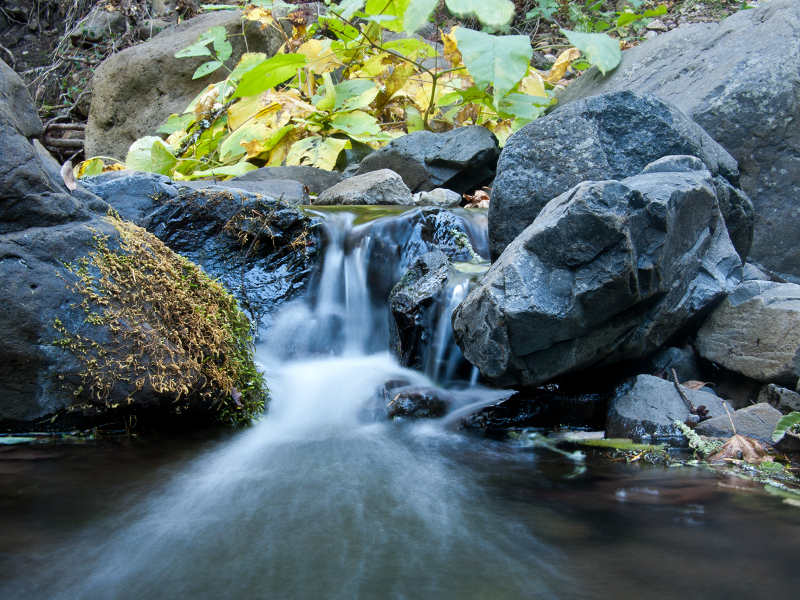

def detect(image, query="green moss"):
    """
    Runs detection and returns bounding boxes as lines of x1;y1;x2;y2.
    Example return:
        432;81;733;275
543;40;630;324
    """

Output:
55;214;267;425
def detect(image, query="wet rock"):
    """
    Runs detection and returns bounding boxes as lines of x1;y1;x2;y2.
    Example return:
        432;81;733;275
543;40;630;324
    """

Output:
414;188;462;208
489;92;747;262
387;385;453;419
231;165;343;196
696;281;800;385
695;403;783;442
315;169;414;206
86;10;289;160
186;179;310;205
80;171;185;222
353;126;499;194
556;0;800;281
453;159;742;387
758;383;800;415
389;249;452;369
606;375;734;439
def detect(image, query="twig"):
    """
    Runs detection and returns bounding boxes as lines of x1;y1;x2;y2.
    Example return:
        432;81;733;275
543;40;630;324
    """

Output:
55;53;100;65
672;368;696;413
723;403;737;435
0;43;15;67
46;123;86;132
43;136;84;149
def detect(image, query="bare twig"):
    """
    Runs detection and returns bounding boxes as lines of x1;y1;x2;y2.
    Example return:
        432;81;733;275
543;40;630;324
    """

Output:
672;368;696;413
0;43;15;67
43;136;84;149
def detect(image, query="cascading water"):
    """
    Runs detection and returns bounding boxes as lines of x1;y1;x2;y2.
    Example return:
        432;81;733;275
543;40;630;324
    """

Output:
1;206;571;600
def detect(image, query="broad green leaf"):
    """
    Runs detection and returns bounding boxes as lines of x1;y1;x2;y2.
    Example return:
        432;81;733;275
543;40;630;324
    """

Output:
330;110;381;136
454;29;532;99
773;412;800;442
497;93;547;121
157;113;196;135
313;72;337;111
321;16;360;43
193;60;223;79
365;0;410;32
183;163;258;180
405;105;424;132
616;12;641;27
403;0;438;34
73;157;105;178
233;54;307;98
336;0;366;19
383;38;437;58
150;140;177;175
562;30;621;76
286;137;348;170
213;38;232;62
229;52;267;80
332;80;379;111
445;0;515;30
644;5;668;17
175;41;213;58
125;136;163;171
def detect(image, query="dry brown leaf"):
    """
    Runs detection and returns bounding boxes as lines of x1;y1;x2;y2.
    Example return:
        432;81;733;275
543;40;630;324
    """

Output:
464;189;490;208
683;380;711;390
707;434;772;464
61;161;77;191
441;28;463;68
544;48;580;84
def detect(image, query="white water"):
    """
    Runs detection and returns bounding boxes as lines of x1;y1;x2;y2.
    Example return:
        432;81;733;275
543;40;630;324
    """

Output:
3;209;570;599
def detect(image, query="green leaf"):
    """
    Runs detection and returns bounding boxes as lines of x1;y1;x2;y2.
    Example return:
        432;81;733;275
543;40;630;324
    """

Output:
157;113;196;135
313;72;337;111
405;105;424;132
332;80;379;111
193;60;224;79
773;412;800;442
383;38;437;58
403;0;439;33
213;38;233;62
454;29;532;99
150;140;177;175
286;137;348;170
644;5;668;17
445;0;515;30
330;110;381;136
229;52;268;80
562;30;621;75
175;42;213;58
233;54;307;98
336;0;366;19
616;12;642;27
365;0;410;32
125;136;163;171
185;163;258;180
321;16;360;43
497;92;547;121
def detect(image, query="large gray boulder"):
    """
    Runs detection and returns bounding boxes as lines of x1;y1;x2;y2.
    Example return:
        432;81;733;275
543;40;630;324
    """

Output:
489;91;750;261
85;10;287;160
314;169;414;206
696;280;800;385
556;0;800;281
607;375;733;439
453;157;742;387
352;126;500;194
231;165;343;196
695;403;783;442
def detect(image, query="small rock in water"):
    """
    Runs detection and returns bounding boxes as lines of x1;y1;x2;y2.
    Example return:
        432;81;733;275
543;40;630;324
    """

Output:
387;385;453;419
414;188;461;208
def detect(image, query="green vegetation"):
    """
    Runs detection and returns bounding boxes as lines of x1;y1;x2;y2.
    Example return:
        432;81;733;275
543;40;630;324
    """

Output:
76;0;628;180
54;214;266;424
773;411;800;443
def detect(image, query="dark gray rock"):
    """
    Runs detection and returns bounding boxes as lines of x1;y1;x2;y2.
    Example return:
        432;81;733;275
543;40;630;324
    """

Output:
231;165;343;196
81;171;185;222
387;385;453;419
85;10;288;160
758;383;800;415
184;179;310;205
389;249;452;369
315;169;414;206
644;345;704;384
696;281;800;385
606;375;733;439
353;126;499;194
489;92;746;261
695;403;782;442
556;0;800;281
453;159;742;387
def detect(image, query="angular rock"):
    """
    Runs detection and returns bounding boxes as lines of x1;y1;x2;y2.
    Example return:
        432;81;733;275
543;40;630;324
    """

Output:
80;170;185;222
389;249;452;369
186;179;310;205
353;126;499;194
644;345;704;385
231;165;343;196
606;375;734;439
695;403;783;441
758;383;800;415
415;188;462;208
69;6;127;45
85;10;287;160
556;0;800;280
387;385;453;419
489;92;748;261
696;281;800;385
315;169;414;206
453;158;742;387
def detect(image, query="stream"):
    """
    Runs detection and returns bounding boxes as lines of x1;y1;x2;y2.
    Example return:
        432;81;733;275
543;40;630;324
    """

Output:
1;207;800;599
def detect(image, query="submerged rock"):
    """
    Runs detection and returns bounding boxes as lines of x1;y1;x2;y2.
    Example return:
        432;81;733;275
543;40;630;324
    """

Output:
453;158;742;388
556;0;800;281
389;249;452;370
695;281;800;385
489;92;750;261
606;375;733;439
353;126;499;194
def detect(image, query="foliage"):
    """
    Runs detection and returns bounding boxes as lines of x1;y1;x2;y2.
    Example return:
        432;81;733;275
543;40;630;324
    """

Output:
77;0;624;179
530;0;669;38
54;214;266;424
773;411;800;443
674;420;723;458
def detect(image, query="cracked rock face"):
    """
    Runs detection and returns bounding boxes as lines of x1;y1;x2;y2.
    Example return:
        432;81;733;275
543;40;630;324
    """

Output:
453;156;742;388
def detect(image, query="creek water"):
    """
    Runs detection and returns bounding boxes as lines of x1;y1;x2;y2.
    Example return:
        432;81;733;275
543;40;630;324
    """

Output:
2;208;800;599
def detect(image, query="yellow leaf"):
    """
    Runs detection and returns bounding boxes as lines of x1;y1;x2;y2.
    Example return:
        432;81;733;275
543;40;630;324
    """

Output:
518;69;546;98
297;39;342;74
485;119;514;147
441;27;463;68
545;48;581;84
244;7;278;31
286;137;348;170
267;129;307;167
103;162;125;172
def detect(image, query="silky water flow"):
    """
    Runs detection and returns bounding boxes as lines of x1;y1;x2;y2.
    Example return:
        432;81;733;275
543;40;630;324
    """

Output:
2;208;571;600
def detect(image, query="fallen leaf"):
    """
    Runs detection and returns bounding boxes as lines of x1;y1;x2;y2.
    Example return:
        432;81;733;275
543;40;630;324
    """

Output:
708;434;772;464
60;161;77;191
544;47;580;83
463;189;490;208
441;27;463;67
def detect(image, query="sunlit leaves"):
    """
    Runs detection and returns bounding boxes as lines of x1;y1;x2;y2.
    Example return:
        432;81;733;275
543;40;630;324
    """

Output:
402;0;438;34
233;54;307;97
193;60;223;79
562;29;622;75
365;0;410;32
454;28;532;99
543;47;580;83
286;137;349;170
125;136;164;171
445;0;515;31
330;111;381;137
